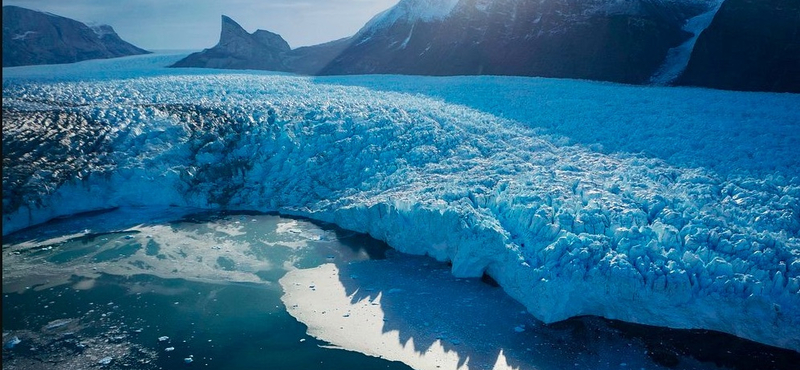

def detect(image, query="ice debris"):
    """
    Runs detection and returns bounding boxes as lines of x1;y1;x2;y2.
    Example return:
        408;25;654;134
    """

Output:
2;59;799;351
4;336;21;349
45;319;72;330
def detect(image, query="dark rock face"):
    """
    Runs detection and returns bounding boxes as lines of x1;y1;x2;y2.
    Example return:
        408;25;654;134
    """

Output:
172;15;292;71
171;0;797;93
284;38;354;75
171;15;351;75
317;0;711;84
172;0;709;84
677;0;800;93
2;5;149;67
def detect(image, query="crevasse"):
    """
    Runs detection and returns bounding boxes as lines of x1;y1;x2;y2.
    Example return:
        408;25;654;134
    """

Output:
3;56;799;352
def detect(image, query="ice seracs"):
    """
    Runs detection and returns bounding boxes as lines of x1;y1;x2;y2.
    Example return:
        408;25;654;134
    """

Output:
2;56;799;352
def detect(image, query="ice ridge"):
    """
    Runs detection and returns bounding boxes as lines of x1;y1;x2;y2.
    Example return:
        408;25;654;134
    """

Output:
2;60;799;352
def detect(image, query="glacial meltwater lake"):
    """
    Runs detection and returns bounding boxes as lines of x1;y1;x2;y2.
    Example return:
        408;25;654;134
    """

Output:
2;207;413;370
2;207;798;370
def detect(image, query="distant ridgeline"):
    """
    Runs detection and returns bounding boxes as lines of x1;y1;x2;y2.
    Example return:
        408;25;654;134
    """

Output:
2;5;149;67
172;0;799;93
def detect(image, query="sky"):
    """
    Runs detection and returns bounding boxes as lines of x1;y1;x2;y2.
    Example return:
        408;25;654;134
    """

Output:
2;0;399;50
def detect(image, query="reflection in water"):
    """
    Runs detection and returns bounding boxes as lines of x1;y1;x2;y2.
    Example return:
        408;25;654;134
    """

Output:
281;255;800;370
2;207;412;370
3;207;798;370
281;258;680;370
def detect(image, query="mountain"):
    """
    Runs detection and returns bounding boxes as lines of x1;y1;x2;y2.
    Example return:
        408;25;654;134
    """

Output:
171;0;798;93
2;6;149;67
317;0;712;84
173;0;712;83
171;15;353;75
676;0;800;93
171;15;292;71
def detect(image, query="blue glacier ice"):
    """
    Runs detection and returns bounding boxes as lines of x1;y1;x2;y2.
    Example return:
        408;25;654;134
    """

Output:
3;53;799;351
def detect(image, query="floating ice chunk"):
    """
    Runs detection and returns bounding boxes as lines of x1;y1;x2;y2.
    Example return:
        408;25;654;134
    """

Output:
45;318;72;330
184;356;194;363
158;336;169;342
98;356;113;365
3;57;800;352
514;325;525;333
165;347;175;352
4;336;21;349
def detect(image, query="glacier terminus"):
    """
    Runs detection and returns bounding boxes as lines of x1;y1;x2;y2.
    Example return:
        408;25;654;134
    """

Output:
3;53;800;355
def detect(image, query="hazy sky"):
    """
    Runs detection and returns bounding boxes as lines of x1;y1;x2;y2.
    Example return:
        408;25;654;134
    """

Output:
3;0;399;50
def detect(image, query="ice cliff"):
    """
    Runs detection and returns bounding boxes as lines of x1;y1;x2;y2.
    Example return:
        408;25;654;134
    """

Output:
3;56;799;351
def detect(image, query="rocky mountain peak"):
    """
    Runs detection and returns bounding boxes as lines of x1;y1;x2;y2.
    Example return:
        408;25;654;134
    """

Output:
219;15;249;41
171;15;290;71
171;0;798;92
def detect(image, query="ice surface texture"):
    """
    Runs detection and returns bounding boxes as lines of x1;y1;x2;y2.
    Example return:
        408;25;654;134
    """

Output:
3;55;799;351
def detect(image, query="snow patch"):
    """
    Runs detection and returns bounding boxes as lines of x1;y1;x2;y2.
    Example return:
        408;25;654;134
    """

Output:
400;24;415;49
88;23;115;37
12;31;37;40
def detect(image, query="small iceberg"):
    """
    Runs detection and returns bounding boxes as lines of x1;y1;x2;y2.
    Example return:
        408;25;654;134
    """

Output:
4;336;21;349
45;318;73;330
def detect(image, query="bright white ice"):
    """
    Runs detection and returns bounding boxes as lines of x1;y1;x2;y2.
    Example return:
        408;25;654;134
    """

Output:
3;53;799;352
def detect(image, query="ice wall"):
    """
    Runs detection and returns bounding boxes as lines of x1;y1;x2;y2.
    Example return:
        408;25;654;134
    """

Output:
3;61;799;351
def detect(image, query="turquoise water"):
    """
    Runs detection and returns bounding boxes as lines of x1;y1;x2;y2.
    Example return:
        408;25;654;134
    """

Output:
3;208;798;370
2;208;412;370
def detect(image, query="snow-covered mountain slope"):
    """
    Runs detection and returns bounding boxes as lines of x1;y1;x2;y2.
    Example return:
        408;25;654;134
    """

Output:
3;55;800;352
359;0;460;33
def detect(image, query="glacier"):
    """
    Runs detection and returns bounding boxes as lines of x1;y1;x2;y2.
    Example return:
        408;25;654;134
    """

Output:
650;0;725;85
3;53;800;352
